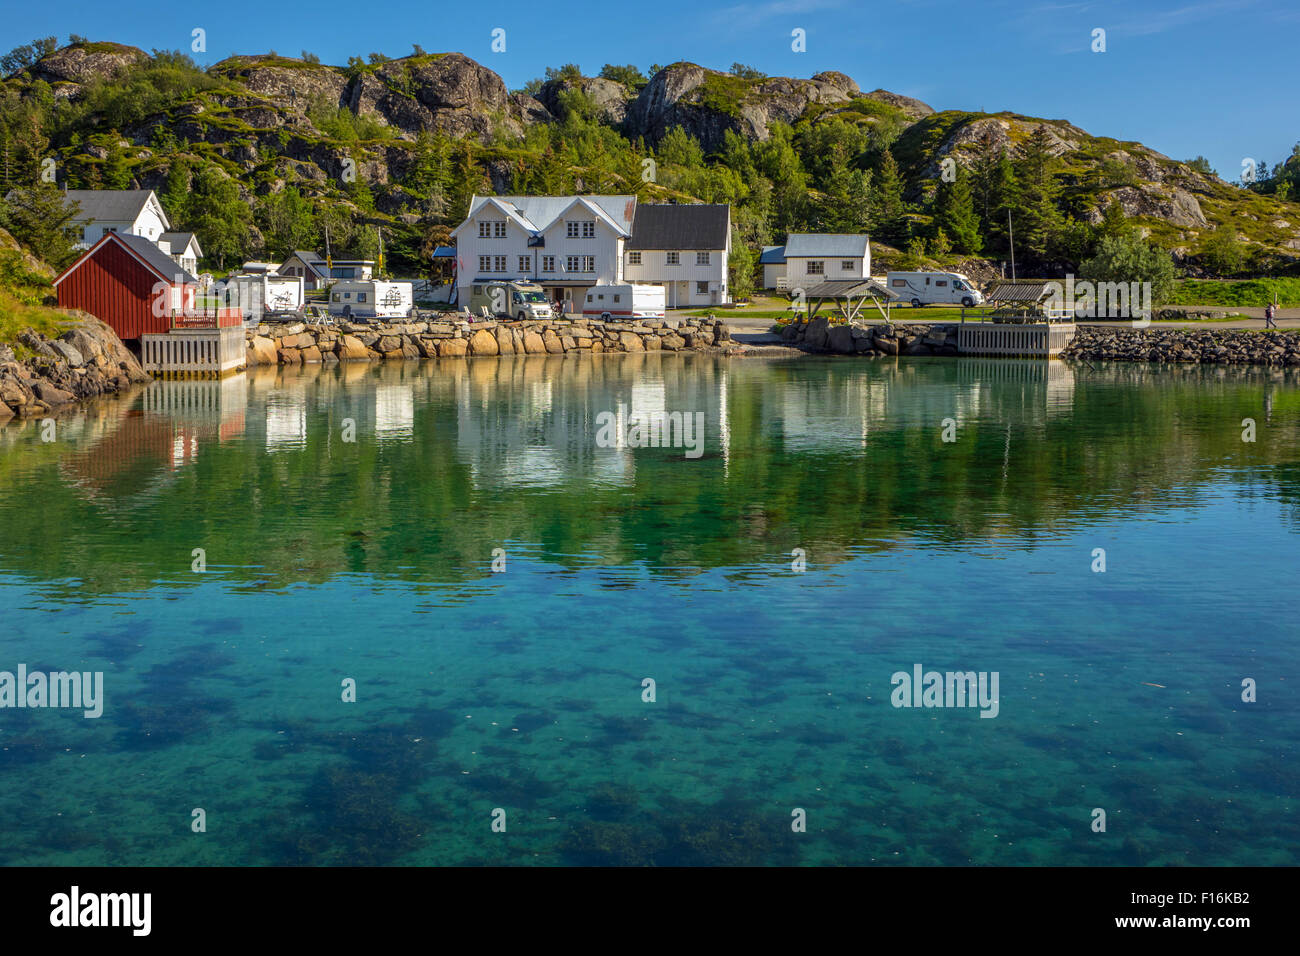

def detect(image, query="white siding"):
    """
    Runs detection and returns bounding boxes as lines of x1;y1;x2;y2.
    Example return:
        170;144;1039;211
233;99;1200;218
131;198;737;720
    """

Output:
785;253;869;285
623;248;729;307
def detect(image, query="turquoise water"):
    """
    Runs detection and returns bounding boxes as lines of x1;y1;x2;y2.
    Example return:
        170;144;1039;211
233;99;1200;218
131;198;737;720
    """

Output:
0;354;1297;865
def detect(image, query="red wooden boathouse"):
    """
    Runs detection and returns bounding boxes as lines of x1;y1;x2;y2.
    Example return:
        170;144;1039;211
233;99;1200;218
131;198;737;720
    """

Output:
54;232;245;374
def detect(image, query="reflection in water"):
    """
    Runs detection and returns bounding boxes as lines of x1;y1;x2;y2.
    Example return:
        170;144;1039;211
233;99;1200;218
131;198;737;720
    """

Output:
1;352;1298;867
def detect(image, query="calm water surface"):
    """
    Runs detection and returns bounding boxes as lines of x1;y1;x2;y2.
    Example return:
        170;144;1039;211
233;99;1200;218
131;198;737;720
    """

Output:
1;353;1297;865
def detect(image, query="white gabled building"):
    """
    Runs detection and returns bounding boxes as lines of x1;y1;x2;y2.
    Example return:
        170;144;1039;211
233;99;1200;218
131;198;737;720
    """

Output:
64;189;171;249
761;233;871;291
622;203;730;308
450;196;731;312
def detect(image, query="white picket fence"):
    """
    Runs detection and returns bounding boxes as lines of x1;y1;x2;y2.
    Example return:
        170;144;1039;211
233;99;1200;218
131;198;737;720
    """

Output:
957;322;1076;357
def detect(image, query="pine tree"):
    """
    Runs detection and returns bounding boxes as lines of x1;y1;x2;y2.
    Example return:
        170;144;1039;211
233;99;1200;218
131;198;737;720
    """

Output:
872;147;907;245
1012;125;1065;264
933;169;982;254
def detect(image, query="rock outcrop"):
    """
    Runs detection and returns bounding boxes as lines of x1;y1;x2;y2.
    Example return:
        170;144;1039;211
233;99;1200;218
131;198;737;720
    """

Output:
0;316;150;419
24;41;147;92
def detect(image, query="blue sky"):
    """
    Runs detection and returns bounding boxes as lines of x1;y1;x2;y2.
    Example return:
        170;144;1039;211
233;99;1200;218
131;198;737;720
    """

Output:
9;0;1298;180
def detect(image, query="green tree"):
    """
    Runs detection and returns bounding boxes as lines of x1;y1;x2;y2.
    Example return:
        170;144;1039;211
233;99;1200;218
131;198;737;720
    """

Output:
657;126;704;167
1201;223;1246;276
932;169;982;254
598;64;647;91
872;147;908;245
1079;234;1177;307
729;232;756;300
0;182;81;269
1012;125;1065;263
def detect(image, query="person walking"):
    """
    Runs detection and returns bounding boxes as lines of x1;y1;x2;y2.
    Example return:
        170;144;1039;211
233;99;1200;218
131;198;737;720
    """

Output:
1264;302;1278;328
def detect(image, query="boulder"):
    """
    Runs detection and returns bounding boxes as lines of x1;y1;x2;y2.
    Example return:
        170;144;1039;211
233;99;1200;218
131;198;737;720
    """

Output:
437;337;468;357
337;335;370;360
468;329;499;355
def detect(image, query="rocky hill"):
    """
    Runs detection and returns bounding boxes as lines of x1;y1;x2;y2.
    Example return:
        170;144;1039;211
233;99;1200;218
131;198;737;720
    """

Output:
2;39;1297;276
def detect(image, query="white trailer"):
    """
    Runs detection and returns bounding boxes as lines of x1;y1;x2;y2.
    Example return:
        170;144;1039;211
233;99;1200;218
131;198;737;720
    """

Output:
217;273;304;319
582;283;666;320
886;271;984;308
329;280;414;320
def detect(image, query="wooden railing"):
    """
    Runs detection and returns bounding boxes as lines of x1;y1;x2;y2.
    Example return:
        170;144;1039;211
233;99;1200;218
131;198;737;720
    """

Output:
957;322;1076;357
170;306;244;330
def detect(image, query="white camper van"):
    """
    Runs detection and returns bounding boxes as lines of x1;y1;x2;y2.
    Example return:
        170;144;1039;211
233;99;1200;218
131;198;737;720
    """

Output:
886;271;984;308
217;273;304;321
582;283;666;320
329;280;414;320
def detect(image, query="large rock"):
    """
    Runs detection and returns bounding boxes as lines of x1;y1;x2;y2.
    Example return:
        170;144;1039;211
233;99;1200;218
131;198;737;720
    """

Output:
522;331;547;354
537;75;632;125
437;337;468;357
803;316;831;351
629;62;864;151
827;325;856;354
468;328;499;355
27;42;148;88
337;334;370;360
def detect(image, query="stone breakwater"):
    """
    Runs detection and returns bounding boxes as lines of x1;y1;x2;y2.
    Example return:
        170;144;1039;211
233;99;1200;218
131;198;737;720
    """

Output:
1064;326;1300;367
781;316;959;356
245;316;734;366
0;316;150;421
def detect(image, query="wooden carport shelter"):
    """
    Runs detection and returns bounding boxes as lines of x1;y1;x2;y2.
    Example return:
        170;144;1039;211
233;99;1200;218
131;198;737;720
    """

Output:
797;278;898;322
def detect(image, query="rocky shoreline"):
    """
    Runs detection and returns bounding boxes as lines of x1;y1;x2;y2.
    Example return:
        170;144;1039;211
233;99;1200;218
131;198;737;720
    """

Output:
1064;325;1300;366
0;316;151;421
780;316;959;356
244;315;735;366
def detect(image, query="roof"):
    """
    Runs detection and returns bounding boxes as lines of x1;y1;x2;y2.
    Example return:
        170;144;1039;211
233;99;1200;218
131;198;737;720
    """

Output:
986;280;1056;304
625;204;730;251
784;233;870;258
283;251;328;278
800;278;897;300
759;245;786;265
431;246;457;258
54;231;197;287
464;195;637;236
64;189;168;228
160;232;201;255
118;233;197;283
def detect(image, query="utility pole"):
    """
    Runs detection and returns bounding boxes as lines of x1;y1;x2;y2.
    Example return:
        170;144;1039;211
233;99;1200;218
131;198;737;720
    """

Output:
1007;209;1016;281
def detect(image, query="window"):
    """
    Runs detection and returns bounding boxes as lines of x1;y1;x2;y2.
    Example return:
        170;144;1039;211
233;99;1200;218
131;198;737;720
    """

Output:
696;251;710;266
582;256;595;273
344;292;352;300
358;292;368;302
542;256;555;272
842;261;854;271
566;220;596;239
493;256;507;272
586;294;593;303
332;293;341;302
666;251;680;266
628;251;641;265
479;256;492;273
518;256;531;273
935;280;947;288
566;255;581;272
697;281;708;294
479;221;506;238
891;278;906;288
613;294;621;303
807;260;824;275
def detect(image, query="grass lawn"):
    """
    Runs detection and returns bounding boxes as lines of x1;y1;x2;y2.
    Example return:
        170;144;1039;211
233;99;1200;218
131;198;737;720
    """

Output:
0;289;71;355
1167;278;1300;308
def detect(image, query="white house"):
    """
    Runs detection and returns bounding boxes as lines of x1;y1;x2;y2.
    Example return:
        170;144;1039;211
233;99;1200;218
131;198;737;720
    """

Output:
622;203;730;308
64;189;170;249
279;251;375;290
450;196;731;312
761;234;871;290
451;195;635;313
159;232;202;277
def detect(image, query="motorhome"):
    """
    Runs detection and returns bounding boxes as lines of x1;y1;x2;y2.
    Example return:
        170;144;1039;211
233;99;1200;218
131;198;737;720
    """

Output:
216;272;304;321
467;280;553;320
582;283;666;320
886;271;984;308
328;280;414;320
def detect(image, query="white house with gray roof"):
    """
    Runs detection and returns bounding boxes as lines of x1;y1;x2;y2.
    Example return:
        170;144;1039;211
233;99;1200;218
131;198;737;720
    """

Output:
451;196;730;311
761;233;871;290
64;189;171;250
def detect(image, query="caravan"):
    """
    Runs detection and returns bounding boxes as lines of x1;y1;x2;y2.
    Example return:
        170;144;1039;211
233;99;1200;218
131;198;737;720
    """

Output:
886;271;984;308
582;283;666;320
328;280;414;320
